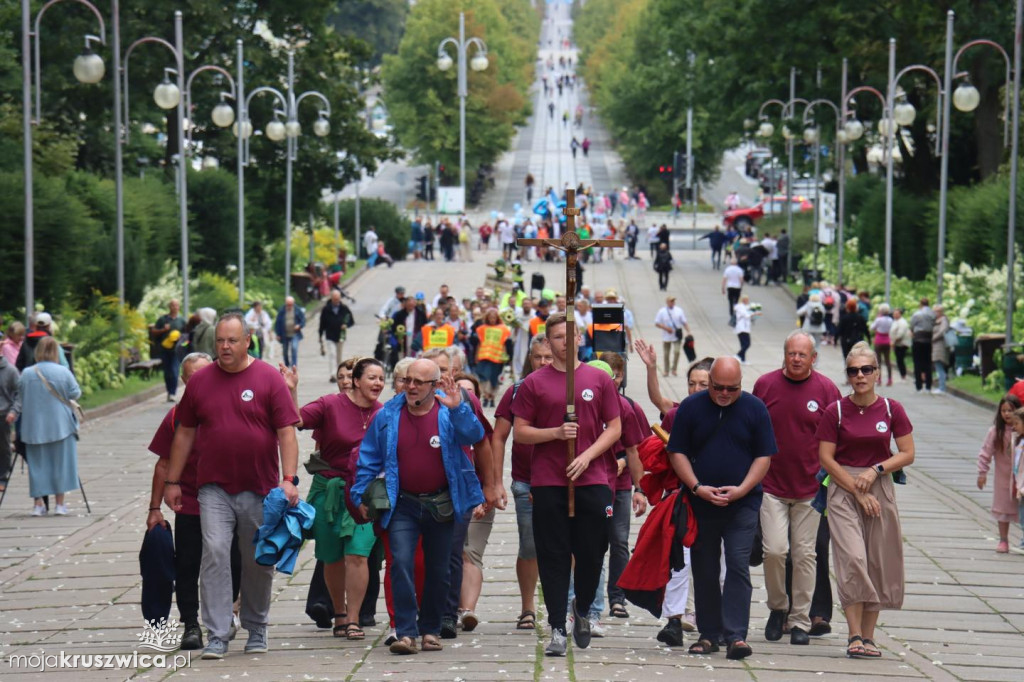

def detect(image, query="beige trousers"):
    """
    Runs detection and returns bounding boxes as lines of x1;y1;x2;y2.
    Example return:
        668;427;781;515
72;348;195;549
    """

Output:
760;493;819;631
325;339;344;380
827;467;905;611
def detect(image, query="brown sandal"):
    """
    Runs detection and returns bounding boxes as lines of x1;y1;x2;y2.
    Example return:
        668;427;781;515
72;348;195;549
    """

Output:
421;634;443;651
516;611;536;630
389;636;418;655
688;638;719;655
345;623;365;641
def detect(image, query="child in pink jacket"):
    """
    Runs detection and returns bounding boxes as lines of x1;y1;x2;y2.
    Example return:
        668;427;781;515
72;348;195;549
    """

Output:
977;395;1022;553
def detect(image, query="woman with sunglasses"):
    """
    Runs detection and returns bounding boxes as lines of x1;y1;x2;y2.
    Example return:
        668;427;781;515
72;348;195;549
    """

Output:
816;341;915;659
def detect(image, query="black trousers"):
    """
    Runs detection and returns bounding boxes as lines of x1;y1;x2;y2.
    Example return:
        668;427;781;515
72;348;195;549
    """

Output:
894;346;909;379
912;340;932;390
785;514;833;622
175;513;241;626
658;270;670;290
627;237;637;258
532;485;611;632
727;287;742;316
306;540;385;625
0;419;11;483
691;503;759;644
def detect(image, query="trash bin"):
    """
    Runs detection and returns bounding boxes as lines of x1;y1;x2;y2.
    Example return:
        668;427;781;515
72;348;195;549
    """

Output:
801;268;823;286
1002;344;1024;391
955;333;974;372
976;333;1006;379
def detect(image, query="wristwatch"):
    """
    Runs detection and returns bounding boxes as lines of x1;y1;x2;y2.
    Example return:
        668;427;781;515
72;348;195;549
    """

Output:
874;464;885;476
282;475;299;486
691;482;702;494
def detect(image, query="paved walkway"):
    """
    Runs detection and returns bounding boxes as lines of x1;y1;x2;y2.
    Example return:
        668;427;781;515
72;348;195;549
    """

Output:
2;5;1022;682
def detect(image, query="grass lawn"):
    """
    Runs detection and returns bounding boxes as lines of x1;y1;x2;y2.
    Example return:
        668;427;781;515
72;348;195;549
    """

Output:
946;372;1004;406
80;375;162;411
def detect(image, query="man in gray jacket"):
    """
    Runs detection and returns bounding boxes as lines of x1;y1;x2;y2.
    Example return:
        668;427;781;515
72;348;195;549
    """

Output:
909;298;936;392
0;355;21;490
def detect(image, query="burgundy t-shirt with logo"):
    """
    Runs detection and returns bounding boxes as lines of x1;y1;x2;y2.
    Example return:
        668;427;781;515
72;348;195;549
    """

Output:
815;395;913;468
514;363;620;488
462;389;493;464
495;383;532;484
753;369;841;499
300;392;382;479
176;360;300;496
397;402;448;494
148;408;200;516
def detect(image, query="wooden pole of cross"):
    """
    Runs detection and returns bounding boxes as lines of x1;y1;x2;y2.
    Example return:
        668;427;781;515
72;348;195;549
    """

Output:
517;188;623;516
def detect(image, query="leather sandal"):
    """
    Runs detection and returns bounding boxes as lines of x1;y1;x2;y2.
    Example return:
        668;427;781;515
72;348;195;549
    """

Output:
421;634;443;651
389;636;418;655
516;611;536;630
726;640;753;660
846;635;870;658
688;638;719;655
345;623;365;641
860;638;883;658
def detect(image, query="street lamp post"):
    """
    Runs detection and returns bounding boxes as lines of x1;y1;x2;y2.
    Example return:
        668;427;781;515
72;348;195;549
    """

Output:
437;11;489;205
1008;0;1022;347
22;0;107;319
237;49;331;302
802;97;842;276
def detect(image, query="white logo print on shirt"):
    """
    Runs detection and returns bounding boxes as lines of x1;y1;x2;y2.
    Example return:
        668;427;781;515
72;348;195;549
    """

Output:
806;400;819;412
875;421;888;433
429;435;441;448
241;389;254;402
581;389;594;402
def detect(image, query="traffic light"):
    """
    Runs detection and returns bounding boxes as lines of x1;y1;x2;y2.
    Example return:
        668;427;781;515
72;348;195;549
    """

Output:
659;164;673;177
416;175;428;202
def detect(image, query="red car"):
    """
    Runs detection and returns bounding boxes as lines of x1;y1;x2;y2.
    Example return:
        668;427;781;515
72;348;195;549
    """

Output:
722;195;814;228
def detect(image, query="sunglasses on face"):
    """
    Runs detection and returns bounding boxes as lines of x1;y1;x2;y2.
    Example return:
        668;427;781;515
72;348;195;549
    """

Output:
845;365;877;377
710;382;741;393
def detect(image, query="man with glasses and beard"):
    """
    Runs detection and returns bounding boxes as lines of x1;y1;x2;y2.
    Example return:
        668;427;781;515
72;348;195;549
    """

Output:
666;357;776;661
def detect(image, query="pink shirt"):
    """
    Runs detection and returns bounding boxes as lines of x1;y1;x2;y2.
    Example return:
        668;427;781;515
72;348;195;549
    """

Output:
397;402;447;494
815;396;913;468
495;383;532;484
753;369;841;499
148;408;200;516
514;363;620;488
176;360;299;496
300;393;382;479
1;340;20;367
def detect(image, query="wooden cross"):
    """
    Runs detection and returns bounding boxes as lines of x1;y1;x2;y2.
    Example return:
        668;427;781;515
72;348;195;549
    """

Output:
517;188;624;516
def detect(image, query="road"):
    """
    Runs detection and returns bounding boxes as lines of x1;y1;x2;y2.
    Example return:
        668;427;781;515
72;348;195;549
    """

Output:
1;3;1020;681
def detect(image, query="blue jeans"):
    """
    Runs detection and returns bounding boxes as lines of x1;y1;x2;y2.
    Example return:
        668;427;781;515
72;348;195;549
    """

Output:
568;563;606;620
607;488;632;606
388;495;455;639
161;347;180;397
282;336;300;367
511;480;536;560
691;503;759;644
444;512;471;620
935;360;948;392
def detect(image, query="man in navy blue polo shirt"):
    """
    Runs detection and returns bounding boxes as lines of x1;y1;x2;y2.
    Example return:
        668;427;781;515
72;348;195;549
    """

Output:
666;357;776;660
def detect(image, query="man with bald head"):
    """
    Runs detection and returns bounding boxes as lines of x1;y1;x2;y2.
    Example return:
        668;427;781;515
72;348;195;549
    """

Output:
274;296;306;368
666;356;776;660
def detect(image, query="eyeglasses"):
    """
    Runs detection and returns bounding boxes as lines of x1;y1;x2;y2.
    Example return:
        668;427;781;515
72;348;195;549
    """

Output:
845;365;877;377
407;378;437;388
710;382;742;393
394;377;409;384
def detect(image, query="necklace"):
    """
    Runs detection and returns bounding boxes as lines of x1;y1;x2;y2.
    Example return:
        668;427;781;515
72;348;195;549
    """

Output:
349;392;375;429
850;395;877;414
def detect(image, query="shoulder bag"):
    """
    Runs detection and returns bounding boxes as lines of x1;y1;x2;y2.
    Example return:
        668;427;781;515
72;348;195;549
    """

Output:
36;366;84;430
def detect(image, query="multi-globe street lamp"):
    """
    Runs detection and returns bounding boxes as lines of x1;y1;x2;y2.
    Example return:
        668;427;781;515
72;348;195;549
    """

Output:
237;49;331;302
437;11;489;205
22;0;107;320
801;96;842;276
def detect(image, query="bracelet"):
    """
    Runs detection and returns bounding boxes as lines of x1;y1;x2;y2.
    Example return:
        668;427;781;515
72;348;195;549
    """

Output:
149;507;161;511
164;480;181;486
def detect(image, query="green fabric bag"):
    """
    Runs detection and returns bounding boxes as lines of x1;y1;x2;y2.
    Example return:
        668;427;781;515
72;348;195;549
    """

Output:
364;477;391;521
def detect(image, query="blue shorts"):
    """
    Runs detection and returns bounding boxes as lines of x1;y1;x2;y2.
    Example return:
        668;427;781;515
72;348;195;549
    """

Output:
511;480;536;560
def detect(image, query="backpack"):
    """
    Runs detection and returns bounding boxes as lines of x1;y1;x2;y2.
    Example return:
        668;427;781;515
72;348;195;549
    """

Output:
809;307;824;327
823;295;835;311
943;327;958;351
173;332;192;363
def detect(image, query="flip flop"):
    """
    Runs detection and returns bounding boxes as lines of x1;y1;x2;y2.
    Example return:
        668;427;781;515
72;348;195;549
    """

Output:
421;634;443;651
389;636;418;655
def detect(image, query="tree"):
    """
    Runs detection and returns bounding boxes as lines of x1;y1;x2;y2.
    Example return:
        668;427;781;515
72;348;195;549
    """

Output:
328;0;410;66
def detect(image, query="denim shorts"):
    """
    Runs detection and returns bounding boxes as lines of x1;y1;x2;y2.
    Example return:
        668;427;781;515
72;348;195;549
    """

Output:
511;480;536;560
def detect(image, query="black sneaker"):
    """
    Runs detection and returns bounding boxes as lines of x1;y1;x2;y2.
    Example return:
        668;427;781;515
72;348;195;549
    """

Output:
439;616;458;639
308;602;333;629
359;614;377;628
790;627;810;645
765;609;786;641
571;598;591;649
656;617;684;647
180;623;204;650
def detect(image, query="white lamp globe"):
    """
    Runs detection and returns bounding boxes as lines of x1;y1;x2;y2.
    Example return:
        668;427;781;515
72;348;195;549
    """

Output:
844;119;864;141
153;79;181;110
803;127;819;144
285;120;301;138
836;129;849;145
201;156;219;170
893;102;916;126
743;118;755;130
866;145;884;165
73;52;105;84
877;118;893;136
265;120;286;141
233;120;253;139
781;125;794;141
437;54;454;71
891;144;903;163
953;82;981;112
470;54;489;72
313;118;330;137
211;102;235;128
758;121;774;138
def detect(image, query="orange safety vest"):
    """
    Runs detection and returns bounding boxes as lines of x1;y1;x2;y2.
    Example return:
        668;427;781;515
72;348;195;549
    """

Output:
529;315;547;338
476;324;511;363
421;323;456;351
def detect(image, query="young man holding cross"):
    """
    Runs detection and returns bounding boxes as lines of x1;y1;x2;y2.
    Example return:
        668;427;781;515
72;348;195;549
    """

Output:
513;313;623;656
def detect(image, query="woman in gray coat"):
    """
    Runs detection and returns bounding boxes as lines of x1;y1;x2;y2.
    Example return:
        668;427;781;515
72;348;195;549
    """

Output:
15;337;81;516
931;305;951;395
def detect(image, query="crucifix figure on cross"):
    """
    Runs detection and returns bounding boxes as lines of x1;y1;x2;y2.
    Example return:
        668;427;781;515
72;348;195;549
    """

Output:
517;188;624;516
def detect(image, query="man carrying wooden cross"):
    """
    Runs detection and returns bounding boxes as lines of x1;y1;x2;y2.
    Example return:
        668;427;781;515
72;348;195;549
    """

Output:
513;191;625;656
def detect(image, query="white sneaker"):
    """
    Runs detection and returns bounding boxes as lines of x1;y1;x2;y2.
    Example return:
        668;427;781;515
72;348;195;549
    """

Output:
589;618;606;638
931;388;946;395
31;504;46;517
54;504;68;516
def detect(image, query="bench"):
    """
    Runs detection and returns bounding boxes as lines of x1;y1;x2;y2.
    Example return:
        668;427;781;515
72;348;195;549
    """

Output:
126;358;162;379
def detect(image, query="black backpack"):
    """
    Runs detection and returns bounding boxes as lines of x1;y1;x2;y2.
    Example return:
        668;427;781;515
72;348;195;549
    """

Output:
809;307;824;327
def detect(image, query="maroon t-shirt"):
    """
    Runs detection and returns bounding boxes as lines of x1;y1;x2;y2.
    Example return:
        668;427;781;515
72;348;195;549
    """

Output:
397;402;448;494
753;369;842;499
176;360;300;496
496;383;532;484
815;396;913;468
612;395;648;490
148;408;200;516
660;402;681;431
515;363;620;488
300;393;382;479
462;390;493;463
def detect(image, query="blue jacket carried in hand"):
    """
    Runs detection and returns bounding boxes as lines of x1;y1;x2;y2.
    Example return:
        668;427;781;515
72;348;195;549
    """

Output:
254;488;315;575
350;392;484;529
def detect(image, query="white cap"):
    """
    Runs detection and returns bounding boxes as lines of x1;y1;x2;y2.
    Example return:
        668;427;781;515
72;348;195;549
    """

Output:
35;312;53;327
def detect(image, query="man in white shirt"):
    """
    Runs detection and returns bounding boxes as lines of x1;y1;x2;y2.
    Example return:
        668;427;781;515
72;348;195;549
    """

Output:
498;216;516;260
244;301;273;360
653;296;692;377
722;259;745;317
760;233;778;284
379;286;407;321
647;224;659;259
363;227;379;263
431;284;452;313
